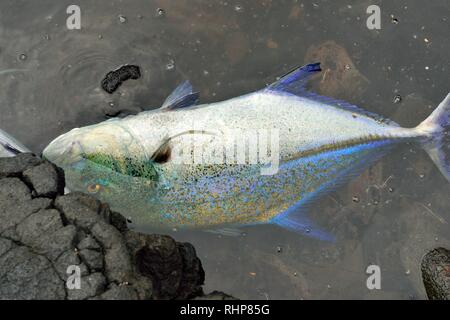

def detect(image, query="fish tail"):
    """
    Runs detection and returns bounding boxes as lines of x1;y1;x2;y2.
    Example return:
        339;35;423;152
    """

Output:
415;93;450;181
0;128;31;157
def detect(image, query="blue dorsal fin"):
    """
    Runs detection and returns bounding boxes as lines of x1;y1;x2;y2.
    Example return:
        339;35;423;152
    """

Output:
160;80;199;110
267;62;321;93
267;62;398;126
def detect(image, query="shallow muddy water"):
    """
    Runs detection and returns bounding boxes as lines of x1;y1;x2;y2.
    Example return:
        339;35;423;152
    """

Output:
0;0;449;299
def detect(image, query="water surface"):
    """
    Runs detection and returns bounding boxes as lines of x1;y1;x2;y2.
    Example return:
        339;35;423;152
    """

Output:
0;0;449;299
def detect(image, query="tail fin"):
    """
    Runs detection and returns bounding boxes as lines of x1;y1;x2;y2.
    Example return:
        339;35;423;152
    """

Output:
416;93;450;181
0;128;31;157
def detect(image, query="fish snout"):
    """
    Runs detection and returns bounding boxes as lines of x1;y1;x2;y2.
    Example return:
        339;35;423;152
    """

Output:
43;130;85;166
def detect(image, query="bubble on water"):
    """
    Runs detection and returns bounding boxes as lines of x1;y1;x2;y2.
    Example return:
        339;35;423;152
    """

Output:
165;59;175;71
108;101;115;108
352;195;360;203
118;15;127;23
276;246;282;253
18;53;27;61
234;4;244;13
393;94;402;104
156;8;165;17
390;15;399;24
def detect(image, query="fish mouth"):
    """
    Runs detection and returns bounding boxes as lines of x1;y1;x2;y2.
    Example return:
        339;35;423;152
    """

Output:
43;132;85;167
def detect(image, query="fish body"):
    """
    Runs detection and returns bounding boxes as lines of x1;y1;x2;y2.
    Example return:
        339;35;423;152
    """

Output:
41;63;450;237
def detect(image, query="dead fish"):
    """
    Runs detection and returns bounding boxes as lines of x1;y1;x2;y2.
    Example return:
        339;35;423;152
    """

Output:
15;62;450;239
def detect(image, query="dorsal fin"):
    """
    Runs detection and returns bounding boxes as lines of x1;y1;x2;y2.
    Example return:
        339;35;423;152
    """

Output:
160;80;199;110
267;62;398;126
267;62;321;94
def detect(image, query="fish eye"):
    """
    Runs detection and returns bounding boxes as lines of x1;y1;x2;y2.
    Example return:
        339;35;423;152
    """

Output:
87;184;102;194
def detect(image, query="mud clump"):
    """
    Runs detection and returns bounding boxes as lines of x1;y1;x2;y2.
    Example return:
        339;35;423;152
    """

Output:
101;65;141;94
0;153;233;300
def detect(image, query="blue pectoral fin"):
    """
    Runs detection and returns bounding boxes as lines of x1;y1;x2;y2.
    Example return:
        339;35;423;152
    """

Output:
271;208;335;242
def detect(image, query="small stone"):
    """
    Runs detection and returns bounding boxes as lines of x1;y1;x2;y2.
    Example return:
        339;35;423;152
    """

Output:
234;4;244;13
118;15;127;23
156;8;165;17
393;94;402;104
165;59;175;71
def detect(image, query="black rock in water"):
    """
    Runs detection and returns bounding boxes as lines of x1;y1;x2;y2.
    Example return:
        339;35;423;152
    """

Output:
421;247;450;300
101;65;141;94
0;153;233;300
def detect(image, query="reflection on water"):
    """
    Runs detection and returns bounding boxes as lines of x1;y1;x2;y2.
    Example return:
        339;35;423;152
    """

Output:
0;0;449;299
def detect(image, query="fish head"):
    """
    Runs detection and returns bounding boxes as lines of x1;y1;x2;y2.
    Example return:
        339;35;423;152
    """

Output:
43;122;155;198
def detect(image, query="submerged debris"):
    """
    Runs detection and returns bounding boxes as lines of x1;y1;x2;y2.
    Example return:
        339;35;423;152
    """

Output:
101;65;141;94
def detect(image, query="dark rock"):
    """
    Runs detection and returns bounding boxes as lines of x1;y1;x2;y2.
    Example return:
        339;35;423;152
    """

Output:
176;242;205;299
0;246;66;299
421;248;450;300
77;235;101;251
101;65;141;94
98;283;138;300
0;153;231;300
54;250;89;280
0;153;42;178
55;192;104;229
0;177;31;201
23;162;64;197
0;189;52;234
79;249;103;271
67;273;106;300
130;233;204;299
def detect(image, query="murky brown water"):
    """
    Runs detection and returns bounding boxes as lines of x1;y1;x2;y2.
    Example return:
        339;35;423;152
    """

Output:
1;0;449;299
